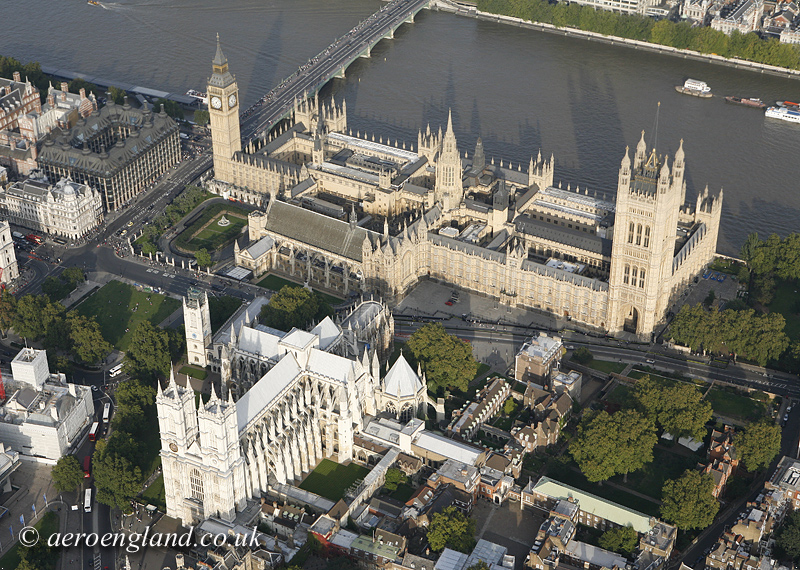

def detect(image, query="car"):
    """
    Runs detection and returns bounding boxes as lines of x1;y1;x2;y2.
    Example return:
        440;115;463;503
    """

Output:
445;301;453;306
566;345;575;350
645;359;655;364
126;221;134;227
91;385;98;392
120;230;127;237
785;414;790;422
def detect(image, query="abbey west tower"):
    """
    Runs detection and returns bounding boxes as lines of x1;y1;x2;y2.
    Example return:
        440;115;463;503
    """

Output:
208;35;241;183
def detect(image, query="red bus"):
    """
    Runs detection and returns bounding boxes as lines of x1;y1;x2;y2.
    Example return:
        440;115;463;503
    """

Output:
88;422;99;442
25;234;43;245
83;456;91;478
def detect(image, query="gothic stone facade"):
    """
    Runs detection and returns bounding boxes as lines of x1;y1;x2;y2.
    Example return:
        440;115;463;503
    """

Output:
208;37;722;339
160;297;423;526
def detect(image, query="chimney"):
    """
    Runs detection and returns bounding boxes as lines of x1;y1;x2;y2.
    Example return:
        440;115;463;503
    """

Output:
60;82;68;101
79;88;86;100
12;71;20;82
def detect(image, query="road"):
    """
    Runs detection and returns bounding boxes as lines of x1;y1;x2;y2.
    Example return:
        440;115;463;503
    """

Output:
238;0;429;141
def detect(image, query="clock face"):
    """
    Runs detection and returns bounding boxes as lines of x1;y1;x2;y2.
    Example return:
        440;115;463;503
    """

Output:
228;94;237;108
169;443;178;452
210;96;222;109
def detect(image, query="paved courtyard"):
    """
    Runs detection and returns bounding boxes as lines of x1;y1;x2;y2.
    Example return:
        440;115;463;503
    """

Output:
472;500;543;570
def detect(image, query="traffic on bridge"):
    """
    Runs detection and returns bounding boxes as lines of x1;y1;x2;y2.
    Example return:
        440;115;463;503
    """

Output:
239;0;430;142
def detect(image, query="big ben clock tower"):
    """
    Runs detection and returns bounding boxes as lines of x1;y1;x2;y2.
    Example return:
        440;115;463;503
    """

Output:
208;34;241;183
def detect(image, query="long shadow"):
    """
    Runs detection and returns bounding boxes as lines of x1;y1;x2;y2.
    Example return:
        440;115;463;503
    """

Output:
241;11;286;107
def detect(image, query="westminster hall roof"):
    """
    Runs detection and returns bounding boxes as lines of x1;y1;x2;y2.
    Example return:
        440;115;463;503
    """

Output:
261;200;379;262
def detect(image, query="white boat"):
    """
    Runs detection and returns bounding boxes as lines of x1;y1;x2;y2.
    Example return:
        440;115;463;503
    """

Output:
765;105;800;124
675;78;712;98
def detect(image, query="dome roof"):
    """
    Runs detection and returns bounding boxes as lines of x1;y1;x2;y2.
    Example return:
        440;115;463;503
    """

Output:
383;353;422;398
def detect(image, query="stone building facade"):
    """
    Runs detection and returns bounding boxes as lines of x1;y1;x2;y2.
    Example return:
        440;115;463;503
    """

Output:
37;99;179;211
208;39;722;339
159;295;416;525
0;220;18;285
1;175;103;240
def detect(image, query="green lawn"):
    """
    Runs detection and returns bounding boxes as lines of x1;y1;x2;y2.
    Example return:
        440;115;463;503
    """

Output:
768;279;800;342
256;274;343;305
72;280;181;351
546;461;661;517
179;365;208;380
0;511;59;570
389;483;416;503
605;383;636;407
582;359;627;375
176;203;250;252
141;474;166;509
706;387;767;422
298;459;370;502
613;446;700;500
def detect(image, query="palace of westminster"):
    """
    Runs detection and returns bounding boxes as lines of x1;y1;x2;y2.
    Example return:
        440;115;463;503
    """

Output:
157;37;724;528
204;38;723;339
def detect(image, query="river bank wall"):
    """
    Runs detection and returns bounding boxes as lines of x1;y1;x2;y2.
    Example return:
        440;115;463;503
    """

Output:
431;0;800;81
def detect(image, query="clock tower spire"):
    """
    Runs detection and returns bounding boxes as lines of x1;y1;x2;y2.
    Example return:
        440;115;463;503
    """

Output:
208;34;241;183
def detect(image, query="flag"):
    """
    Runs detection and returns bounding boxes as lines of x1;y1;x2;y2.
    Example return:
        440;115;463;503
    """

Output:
18;514;24;526
42;494;46;504
8;525;12;536
31;504;35;512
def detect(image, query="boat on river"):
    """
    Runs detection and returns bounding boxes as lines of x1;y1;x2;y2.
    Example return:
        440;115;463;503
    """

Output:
724;96;766;109
675;79;712;98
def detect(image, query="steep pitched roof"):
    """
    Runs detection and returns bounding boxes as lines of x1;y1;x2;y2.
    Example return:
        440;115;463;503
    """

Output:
383;354;422;398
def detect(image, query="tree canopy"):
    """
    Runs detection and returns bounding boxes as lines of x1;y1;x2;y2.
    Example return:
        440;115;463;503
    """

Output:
406;323;479;394
776;510;800;562
13;295;64;340
598;526;638;556
426;506;476;553
68;313;112;364
260;285;331;332
569;409;657;482
634;376;713;440
660;469;719;530
194;109;210;126
734;420;781;471
195;248;212;268
0;288;16;334
124;321;171;385
669;303;789;366
383;467;408;492
476;0;800;69
51;455;84;494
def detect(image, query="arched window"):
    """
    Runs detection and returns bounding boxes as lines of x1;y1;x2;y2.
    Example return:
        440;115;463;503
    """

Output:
628;222;635;244
631;266;638;284
190;469;204;502
643;226;650;248
639;268;646;288
623;264;630;285
636;224;642;245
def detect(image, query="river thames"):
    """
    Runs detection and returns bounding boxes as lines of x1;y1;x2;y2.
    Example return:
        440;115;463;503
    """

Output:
4;0;800;254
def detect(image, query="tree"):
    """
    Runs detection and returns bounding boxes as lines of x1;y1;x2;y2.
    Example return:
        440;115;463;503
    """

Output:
569;410;657;482
108;86;126;104
406;323;479;394
503;397;518;416
734;420;781;471
195;248;212;268
68;314;111;364
572;346;593;365
12;295;64;340
68;78;100;98
51;455;84;494
93;449;143;511
43;316;72;353
260;285;320;331
0;288;16;334
776;510;800;562
153;98;184;121
61;266;85;286
383;467;408;492
661;470;719;530
634;377;713;441
124;321;171;385
598;526;638;556
703;288;716;307
426;506;476;553
194;109;210;126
